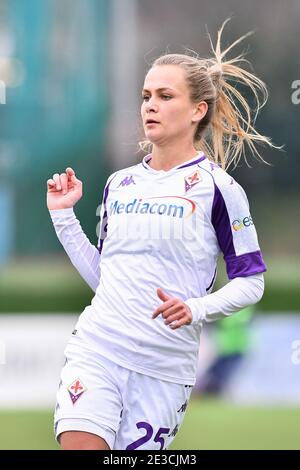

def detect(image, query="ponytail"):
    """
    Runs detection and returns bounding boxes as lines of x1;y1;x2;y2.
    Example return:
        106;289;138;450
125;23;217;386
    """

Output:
140;19;279;169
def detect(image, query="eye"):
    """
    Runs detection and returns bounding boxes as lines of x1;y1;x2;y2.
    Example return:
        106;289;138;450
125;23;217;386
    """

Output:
142;95;150;101
162;95;172;100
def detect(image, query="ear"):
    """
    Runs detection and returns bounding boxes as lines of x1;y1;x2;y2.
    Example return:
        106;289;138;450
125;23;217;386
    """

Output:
191;101;208;123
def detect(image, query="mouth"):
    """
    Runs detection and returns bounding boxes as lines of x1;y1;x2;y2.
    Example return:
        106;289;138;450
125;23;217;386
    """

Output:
145;119;160;125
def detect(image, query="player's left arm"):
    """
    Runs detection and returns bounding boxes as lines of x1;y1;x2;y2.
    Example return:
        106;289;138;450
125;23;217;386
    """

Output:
153;173;266;329
186;174;267;325
152;273;264;329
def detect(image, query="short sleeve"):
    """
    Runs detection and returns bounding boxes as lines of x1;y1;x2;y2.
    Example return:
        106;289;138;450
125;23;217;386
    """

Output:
211;176;267;279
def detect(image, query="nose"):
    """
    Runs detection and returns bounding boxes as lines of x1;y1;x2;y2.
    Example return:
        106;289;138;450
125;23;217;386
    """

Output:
145;97;158;113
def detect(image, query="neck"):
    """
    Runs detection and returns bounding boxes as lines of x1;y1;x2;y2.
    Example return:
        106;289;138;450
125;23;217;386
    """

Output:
149;141;199;171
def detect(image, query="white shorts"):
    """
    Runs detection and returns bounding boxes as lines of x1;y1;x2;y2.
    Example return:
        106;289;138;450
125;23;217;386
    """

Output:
54;343;193;450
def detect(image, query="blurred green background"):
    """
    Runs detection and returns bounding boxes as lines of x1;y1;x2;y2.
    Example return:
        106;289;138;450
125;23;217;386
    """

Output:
1;398;300;450
0;0;299;451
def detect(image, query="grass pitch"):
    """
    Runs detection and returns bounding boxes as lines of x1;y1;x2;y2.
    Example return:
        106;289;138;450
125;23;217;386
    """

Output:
0;398;299;450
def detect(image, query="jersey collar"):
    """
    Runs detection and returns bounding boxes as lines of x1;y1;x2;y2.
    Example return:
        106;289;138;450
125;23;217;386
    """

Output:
142;152;206;173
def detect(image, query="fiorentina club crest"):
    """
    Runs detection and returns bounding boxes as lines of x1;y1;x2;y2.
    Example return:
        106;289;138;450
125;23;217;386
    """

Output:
184;170;202;192
68;378;86;405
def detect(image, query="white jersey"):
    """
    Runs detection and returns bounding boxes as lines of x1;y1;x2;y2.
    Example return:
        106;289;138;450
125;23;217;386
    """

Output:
51;152;266;385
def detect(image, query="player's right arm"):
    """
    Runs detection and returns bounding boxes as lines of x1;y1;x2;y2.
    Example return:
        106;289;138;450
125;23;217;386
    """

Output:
47;168;101;293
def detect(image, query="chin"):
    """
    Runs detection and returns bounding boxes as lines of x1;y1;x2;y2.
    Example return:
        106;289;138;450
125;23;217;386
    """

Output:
145;131;166;144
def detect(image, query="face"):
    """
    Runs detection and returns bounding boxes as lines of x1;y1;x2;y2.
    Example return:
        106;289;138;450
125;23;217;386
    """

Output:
141;65;206;146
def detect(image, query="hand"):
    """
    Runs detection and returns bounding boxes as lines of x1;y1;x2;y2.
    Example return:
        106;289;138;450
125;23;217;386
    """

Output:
47;167;83;210
152;288;193;330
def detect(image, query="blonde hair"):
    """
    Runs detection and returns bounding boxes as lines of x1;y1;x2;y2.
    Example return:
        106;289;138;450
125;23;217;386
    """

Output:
139;19;278;170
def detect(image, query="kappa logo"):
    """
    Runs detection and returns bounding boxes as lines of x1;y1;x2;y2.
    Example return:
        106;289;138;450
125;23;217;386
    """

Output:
184;170;202;192
118;175;136;187
168;424;179;437
177;399;188;413
68;378;86;405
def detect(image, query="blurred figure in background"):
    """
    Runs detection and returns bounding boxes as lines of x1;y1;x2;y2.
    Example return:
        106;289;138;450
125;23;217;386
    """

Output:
195;306;254;395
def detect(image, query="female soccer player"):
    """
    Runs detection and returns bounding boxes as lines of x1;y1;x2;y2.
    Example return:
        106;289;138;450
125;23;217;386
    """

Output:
47;20;275;450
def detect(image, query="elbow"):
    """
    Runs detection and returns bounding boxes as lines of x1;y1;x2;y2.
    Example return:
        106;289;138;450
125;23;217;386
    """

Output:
254;273;265;304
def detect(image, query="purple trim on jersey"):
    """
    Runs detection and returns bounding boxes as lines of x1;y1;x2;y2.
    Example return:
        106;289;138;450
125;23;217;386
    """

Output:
206;268;217;292
142;155;152;170
103;182;111;205
98;238;104;254
142;154;206;170
226;251;267;279
211;182;267;278
98;176;115;254
177;155;206;169
211;183;235;258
